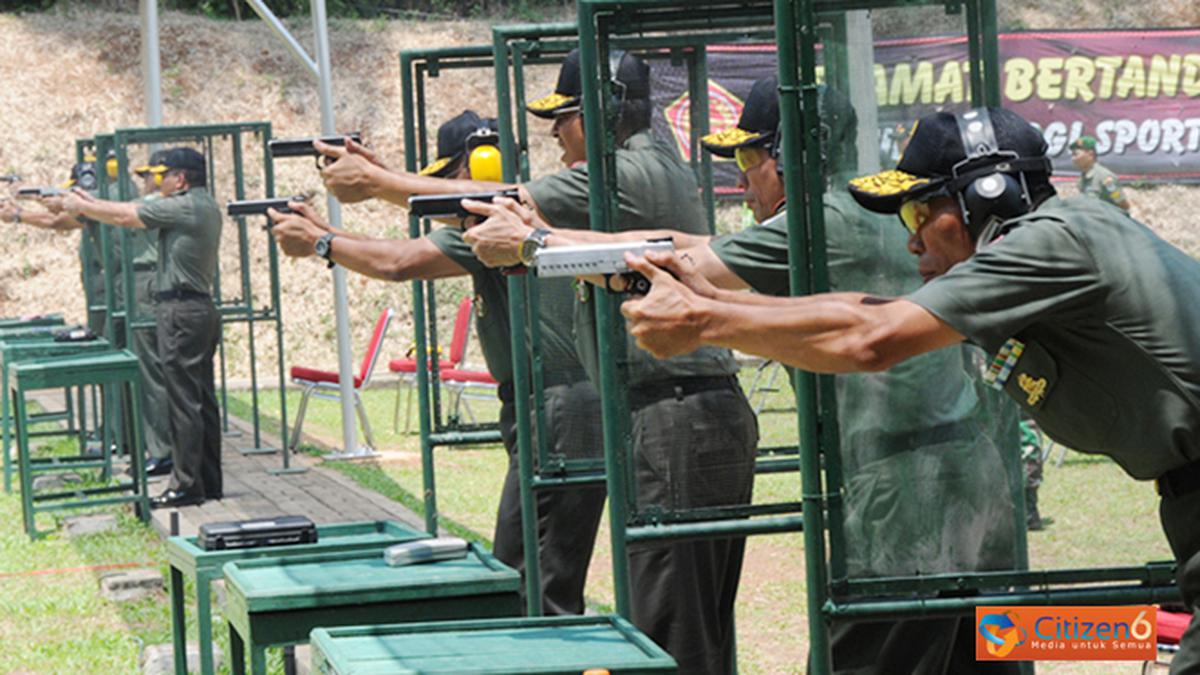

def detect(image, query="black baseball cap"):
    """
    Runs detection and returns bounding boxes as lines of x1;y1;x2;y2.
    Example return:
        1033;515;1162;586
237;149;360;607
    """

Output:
419;111;499;177
848;107;1050;214
161;147;206;173
701;75;780;158
526;48;651;119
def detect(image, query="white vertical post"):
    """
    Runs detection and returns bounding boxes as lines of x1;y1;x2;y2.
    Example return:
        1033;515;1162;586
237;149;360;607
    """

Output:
140;0;163;126
846;10;880;174
310;0;364;456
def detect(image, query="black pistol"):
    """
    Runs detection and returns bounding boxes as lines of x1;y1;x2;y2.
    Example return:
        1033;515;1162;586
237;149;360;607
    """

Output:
226;197;307;229
268;133;364;169
408;189;521;226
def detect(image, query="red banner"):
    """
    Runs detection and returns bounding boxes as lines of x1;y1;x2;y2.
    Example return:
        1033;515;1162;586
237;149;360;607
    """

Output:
650;28;1200;189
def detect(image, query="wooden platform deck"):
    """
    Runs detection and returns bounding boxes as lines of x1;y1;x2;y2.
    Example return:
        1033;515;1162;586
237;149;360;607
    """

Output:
145;416;425;538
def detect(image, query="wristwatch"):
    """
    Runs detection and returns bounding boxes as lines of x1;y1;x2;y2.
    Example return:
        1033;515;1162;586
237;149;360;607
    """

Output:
518;228;552;266
314;232;337;268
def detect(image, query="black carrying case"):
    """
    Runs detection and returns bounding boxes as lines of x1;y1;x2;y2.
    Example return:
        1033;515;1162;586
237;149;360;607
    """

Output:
197;515;318;551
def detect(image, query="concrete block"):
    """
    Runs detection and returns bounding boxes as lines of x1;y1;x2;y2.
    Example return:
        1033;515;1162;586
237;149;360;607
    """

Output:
294;644;311;675
31;472;82;491
140;642;221;675
64;513;118;537
210;578;226;609
99;568;163;602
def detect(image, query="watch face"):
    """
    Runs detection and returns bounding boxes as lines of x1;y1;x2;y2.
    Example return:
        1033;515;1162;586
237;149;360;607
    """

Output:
519;238;538;265
315;234;332;258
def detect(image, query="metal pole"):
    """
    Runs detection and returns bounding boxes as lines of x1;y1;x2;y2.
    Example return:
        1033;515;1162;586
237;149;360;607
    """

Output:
311;0;364;457
577;8;633;621
775;0;832;671
140;0;162;126
244;0;359;456
845;10;878;175
246;0;319;78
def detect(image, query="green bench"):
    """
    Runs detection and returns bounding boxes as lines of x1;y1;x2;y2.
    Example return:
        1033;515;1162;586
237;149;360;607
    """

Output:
9;349;149;539
1;338;113;493
166;519;427;675
0;324;72;341
0;314;64;329
309;615;677;674
222;543;522;675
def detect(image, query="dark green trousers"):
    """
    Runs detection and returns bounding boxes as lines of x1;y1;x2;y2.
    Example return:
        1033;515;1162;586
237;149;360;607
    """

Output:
493;379;607;616
156;297;221;498
628;378;758;675
131;271;171;460
1160;488;1200;674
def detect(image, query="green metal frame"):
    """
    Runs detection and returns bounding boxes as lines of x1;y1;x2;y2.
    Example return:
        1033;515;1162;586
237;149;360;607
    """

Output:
573;1;1176;673
93;123;293;471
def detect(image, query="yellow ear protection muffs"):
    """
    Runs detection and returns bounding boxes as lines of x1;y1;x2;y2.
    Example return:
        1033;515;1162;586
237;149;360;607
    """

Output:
105;150;118;180
950;108;1049;249
464;127;503;182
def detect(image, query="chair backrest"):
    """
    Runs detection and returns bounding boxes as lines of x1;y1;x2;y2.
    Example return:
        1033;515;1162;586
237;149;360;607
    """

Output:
447;296;475;366
357;308;394;387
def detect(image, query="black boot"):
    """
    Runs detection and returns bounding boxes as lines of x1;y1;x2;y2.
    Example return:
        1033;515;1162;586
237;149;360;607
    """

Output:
1026;487;1044;531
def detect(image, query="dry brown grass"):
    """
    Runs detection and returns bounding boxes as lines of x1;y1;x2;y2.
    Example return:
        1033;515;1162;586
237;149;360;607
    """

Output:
1;5;1199;378
0;6;563;375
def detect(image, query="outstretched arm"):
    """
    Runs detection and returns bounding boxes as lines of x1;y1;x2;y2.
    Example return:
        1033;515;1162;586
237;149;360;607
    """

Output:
315;138;516;207
460;196;714;268
268;202;467;282
619;250;965;372
62;189;144;229
2;200;86;232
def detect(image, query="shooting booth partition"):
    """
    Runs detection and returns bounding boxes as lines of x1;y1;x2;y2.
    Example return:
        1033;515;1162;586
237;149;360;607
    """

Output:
90;123;295;473
571;1;1178;674
399;25;776;614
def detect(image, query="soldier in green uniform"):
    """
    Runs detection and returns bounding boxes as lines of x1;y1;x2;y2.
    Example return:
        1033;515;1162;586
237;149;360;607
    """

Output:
270;111;607;617
458;50;757;675
2;161;106;332
123;152;173;477
1070;135;1131;212
619;106;1200;675
64;147;223;508
313;51;757;672
464;76;1020;675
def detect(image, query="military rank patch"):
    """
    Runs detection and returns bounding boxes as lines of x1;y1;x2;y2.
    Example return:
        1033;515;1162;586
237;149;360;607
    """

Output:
983;337;1025;390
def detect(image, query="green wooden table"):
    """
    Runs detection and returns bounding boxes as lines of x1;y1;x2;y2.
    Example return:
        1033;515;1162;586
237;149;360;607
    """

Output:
1;338;113;493
167;520;428;675
0;324;71;341
222;543;522;675
0;314;64;329
9;349;148;539
309;615;678;674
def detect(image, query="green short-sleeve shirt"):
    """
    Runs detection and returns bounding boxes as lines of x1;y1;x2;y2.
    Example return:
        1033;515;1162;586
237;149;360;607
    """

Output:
109;193;161;308
908;195;1200;479
526;131;740;386
709;194;980;446
1078;163;1127;210
138;187;222;296
427;227;583;387
711;192;1018;575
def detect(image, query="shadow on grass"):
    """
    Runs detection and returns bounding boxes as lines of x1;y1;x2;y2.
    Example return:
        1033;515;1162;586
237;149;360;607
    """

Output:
293;442;490;547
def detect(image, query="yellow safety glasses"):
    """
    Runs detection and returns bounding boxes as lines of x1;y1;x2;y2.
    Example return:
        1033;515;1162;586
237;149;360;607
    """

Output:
734;146;767;173
898;198;931;235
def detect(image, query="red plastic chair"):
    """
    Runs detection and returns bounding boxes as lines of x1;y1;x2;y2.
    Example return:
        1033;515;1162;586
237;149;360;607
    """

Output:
289;308;393;452
389;296;474;432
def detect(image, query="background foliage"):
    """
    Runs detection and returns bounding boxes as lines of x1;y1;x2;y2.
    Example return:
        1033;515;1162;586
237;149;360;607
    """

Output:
0;0;573;19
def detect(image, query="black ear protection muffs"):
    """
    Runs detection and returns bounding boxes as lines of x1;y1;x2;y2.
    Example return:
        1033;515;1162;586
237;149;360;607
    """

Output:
608;49;628;109
952;108;1036;249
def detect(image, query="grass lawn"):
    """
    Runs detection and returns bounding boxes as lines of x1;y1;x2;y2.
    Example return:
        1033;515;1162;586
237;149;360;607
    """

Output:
228;373;1176;675
0;372;1176;673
